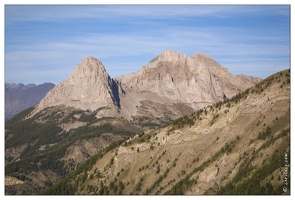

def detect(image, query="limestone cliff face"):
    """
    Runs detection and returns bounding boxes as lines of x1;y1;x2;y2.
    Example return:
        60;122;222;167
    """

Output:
34;56;121;116
32;50;262;122
192;53;262;98
116;50;256;111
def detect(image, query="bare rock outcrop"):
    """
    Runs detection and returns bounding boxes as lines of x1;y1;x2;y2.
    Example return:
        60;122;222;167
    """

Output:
192;53;262;98
117;50;260;112
30;50;262;124
32;56;122;117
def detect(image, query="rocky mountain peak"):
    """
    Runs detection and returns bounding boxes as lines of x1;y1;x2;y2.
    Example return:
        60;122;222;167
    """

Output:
81;55;99;63
192;52;213;59
78;56;104;70
31;56;121;116
160;49;182;60
116;50;225;112
116;50;261;116
146;50;189;68
68;56;108;82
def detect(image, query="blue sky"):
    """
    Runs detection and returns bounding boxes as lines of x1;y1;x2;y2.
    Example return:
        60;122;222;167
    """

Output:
4;4;290;85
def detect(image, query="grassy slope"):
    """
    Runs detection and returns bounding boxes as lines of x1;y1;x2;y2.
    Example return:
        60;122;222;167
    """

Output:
42;69;290;195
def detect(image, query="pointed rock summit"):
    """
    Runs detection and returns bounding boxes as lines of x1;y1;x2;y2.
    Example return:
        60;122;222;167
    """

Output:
33;56;121;116
117;50;226;110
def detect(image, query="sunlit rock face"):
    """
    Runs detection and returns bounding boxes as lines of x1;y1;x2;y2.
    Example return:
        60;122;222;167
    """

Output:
32;50;261;120
34;56;121;116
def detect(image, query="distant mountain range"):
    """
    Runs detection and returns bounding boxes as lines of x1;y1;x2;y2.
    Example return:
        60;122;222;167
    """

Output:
5;82;55;120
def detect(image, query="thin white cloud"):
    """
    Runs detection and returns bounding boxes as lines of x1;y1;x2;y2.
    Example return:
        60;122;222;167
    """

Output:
5;5;290;84
5;5;289;23
6;24;289;70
